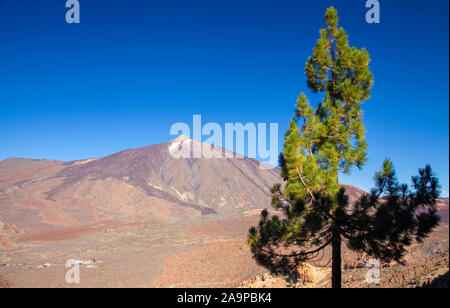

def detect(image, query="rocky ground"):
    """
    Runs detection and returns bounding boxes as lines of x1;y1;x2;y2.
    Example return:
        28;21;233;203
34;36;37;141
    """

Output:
0;206;448;288
0;210;262;288
239;223;449;288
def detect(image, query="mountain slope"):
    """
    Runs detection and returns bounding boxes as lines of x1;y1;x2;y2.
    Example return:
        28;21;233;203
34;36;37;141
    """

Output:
0;137;280;230
3;137;443;233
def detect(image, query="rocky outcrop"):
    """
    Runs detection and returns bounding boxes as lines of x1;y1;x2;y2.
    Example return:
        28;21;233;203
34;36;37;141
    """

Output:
239;263;330;288
8;225;19;234
0;220;19;236
0;221;19;250
0;236;13;250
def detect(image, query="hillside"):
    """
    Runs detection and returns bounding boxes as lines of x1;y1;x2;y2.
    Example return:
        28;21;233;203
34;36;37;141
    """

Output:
0;137;280;231
0;138;447;288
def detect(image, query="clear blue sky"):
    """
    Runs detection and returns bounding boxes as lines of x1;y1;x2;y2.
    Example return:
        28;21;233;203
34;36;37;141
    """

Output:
0;0;448;196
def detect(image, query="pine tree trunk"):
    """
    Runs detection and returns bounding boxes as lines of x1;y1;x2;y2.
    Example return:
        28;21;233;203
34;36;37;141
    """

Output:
331;228;342;288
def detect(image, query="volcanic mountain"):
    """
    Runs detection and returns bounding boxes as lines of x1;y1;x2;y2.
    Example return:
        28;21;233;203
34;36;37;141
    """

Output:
2;136;448;236
0;136;281;231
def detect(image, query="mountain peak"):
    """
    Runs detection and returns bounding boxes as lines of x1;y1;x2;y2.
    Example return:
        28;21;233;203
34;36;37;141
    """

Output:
170;135;191;143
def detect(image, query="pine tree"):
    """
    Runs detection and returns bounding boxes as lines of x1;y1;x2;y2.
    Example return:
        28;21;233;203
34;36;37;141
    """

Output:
248;7;441;288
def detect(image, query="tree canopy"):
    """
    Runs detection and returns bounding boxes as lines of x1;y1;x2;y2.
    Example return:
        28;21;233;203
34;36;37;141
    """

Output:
248;7;440;288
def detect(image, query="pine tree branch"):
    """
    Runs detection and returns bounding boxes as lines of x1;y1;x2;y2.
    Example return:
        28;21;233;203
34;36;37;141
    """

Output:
329;30;336;107
323;65;332;72
296;166;317;202
274;187;295;209
302;118;314;156
294;166;359;242
267;239;332;258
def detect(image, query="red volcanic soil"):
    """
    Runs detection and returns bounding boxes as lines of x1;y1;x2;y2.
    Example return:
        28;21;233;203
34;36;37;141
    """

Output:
0;275;13;288
156;240;265;288
16;220;141;243
186;210;281;239
0;236;14;250
156;213;274;288
187;215;260;238
0;159;59;185
437;199;449;224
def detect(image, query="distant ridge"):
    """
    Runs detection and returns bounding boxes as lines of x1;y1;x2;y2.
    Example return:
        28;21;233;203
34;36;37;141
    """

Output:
2;138;444;233
0;137;280;230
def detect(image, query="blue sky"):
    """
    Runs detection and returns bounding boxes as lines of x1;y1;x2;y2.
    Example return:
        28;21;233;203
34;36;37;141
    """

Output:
0;0;448;196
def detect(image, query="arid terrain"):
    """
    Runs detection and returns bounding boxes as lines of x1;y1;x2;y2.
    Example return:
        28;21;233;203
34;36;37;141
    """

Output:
0;138;448;288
